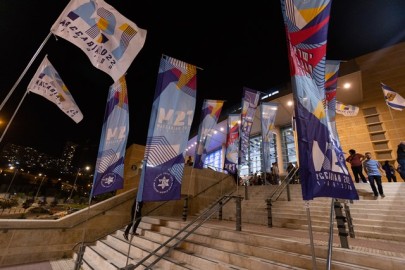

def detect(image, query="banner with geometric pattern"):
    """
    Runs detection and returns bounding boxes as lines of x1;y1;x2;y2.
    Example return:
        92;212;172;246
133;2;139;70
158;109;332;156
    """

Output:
281;0;358;200
91;76;129;196
194;99;224;169
137;56;197;202
239;87;260;165
260;102;278;173
224;114;240;175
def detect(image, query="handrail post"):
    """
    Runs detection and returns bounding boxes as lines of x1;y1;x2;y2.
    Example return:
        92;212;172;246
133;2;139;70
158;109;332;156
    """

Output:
334;200;349;248
235;195;243;231
182;196;189;221
244;183;249;200
218;200;223;221
344;200;355;238
74;245;86;270
286;182;291;201
266;198;273;228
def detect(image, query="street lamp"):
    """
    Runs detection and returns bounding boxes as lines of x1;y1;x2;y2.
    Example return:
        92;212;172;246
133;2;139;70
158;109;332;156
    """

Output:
4;165;18;199
68;166;90;201
34;173;46;202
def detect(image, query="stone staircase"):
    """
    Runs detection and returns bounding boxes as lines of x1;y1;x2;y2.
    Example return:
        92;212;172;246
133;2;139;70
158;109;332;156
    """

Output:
67;182;405;269
222;183;405;242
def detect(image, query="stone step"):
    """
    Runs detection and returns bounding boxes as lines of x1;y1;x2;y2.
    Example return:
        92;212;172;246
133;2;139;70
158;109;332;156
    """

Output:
142;216;405;270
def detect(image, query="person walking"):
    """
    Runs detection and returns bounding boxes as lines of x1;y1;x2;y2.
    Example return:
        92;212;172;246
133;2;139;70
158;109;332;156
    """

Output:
397;141;405;181
363;152;385;198
271;162;280;185
345;149;368;183
382;160;397;182
123;199;144;241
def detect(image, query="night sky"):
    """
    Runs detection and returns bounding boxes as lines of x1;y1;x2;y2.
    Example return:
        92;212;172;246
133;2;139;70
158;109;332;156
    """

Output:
1;0;405;160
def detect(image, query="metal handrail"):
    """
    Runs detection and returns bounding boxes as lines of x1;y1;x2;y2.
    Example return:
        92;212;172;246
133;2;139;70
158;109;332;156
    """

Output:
133;194;236;269
268;166;299;202
73;172;234;250
73;172;235;269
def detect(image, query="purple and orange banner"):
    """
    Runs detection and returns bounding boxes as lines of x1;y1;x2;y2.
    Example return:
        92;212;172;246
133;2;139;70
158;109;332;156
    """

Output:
281;0;358;200
224;114;240;175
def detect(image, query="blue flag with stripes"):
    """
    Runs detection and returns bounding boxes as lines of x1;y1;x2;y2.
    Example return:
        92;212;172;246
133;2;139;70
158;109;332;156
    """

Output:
137;56;197;202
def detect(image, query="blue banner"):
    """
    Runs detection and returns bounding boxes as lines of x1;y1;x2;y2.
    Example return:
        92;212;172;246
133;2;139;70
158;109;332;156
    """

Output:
239;87;260;164
91;76;129;196
281;0;358;200
224;114;240;175
260;102;279;173
194;100;224;168
137;56;197;202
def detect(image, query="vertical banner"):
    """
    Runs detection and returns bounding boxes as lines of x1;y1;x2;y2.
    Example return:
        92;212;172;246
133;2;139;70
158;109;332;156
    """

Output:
239;87;260;165
224;114;240;175
27;55;83;123
325;60;340;142
51;0;147;82
260;102;279;173
281;0;358;200
137;56;197;202
194;99;224;169
91;76;129;196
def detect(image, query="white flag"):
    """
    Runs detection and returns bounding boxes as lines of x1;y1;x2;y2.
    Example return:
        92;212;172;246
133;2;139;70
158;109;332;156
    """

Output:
51;0;147;82
381;82;405;111
335;101;359;116
27;55;83;123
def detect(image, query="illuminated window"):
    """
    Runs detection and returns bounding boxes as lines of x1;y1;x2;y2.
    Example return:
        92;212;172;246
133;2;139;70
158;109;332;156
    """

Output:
281;126;297;170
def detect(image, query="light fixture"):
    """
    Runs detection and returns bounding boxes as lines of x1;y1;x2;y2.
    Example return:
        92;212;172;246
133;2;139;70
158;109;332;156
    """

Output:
287;100;293;106
343;82;351;89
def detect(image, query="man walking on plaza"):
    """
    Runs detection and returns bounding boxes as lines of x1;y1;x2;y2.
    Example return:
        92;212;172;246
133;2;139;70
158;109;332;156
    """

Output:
363;152;385;198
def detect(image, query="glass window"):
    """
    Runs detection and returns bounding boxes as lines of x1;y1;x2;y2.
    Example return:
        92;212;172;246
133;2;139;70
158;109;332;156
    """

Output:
204;149;222;172
281;126;297;170
239;134;277;176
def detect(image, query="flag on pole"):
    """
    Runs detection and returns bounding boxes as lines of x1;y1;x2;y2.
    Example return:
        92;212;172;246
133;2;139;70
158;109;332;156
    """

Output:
224;114;240;175
51;0;147;82
239;87;260;164
281;0;358;200
325;60;340;142
137;56;197;202
27;55;83;123
335;101;359;116
325;60;339;122
381;82;405;111
260;102;278;173
194;99;224;169
91;76;129;196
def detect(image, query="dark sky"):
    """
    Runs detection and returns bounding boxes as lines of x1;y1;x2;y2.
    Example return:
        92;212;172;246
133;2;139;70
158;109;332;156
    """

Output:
1;0;405;159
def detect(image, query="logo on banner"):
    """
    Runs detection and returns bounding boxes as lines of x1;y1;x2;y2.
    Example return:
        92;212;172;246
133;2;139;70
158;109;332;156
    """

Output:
312;141;351;184
153;172;174;194
100;173;117;188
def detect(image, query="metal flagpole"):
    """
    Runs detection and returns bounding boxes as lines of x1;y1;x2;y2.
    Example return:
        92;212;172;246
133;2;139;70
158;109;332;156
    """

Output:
305;200;317;270
326;198;335;270
0;32;52;112
387;106;401;140
0;90;29;143
74;168;95;270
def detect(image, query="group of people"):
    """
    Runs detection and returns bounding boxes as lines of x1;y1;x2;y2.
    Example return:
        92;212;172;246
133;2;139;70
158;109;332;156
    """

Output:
345;141;405;198
241;162;280;186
